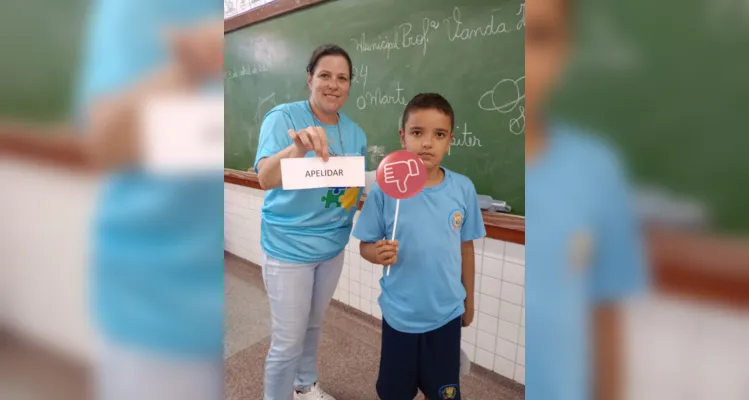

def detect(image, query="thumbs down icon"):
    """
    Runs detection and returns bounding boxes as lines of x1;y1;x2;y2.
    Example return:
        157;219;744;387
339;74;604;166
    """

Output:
383;159;419;193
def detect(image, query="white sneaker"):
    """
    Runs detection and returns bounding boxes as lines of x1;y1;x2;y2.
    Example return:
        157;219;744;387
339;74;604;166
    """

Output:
293;382;336;400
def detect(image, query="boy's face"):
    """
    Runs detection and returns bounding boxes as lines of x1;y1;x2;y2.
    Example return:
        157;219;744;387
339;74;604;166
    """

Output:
525;0;570;125
399;109;453;170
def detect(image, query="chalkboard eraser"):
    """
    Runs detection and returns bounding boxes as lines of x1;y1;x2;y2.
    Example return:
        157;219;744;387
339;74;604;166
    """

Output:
478;195;511;213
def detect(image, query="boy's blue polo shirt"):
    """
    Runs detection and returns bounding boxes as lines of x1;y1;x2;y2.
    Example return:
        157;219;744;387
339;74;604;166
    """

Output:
353;168;486;333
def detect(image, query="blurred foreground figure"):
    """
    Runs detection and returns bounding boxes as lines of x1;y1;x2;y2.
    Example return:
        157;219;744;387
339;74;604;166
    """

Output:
525;0;649;399
74;1;223;399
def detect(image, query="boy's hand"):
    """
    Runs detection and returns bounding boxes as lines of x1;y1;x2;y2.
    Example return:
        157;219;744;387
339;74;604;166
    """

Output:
374;240;398;265
462;307;474;327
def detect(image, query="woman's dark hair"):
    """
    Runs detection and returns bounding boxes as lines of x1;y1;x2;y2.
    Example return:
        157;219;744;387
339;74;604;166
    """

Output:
306;44;354;80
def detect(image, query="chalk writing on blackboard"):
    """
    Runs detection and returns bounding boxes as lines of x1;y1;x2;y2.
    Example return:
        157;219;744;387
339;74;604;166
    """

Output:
356;82;408;110
478;76;525;135
448;123;482;155
225;63;270;80
352;64;369;90
445;7;516;42
350;5;523;60
516;3;525;30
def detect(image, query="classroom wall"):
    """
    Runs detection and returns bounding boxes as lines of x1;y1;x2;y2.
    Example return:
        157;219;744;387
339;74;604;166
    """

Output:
1;157;748;398
0;158;97;364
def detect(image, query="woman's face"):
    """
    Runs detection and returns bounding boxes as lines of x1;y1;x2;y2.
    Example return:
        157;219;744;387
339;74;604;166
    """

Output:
308;55;351;114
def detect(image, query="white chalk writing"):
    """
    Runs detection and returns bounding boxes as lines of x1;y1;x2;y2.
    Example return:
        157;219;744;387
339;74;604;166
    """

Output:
478;76;525;135
356;82;408;110
225;63;270;79
445;7;515;42
399;18;441;56
350;5;522;60
351;32;400;59
516;3;525;31
352;64;369;90
448;123;482;155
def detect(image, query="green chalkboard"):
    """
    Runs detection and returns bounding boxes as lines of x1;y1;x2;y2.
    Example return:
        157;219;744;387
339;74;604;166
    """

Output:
549;0;749;233
0;0;89;122
224;0;526;215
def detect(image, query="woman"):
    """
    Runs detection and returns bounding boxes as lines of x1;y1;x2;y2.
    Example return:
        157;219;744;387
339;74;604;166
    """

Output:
254;44;367;400
75;0;224;399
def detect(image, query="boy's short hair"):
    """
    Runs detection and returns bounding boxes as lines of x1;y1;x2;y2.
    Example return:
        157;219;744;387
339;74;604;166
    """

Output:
400;93;455;131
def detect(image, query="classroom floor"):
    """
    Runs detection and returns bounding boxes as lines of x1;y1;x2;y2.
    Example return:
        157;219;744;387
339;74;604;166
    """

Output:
0;254;524;400
0;329;89;400
224;253;525;400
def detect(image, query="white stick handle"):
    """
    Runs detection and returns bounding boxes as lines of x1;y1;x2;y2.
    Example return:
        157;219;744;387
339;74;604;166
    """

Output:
386;198;400;276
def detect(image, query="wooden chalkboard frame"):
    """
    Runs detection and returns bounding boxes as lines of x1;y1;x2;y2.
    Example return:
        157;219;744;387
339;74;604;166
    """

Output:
225;168;526;243
224;0;332;33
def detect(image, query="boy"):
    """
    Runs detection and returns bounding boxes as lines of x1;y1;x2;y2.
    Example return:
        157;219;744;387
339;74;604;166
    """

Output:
526;0;648;399
353;93;486;400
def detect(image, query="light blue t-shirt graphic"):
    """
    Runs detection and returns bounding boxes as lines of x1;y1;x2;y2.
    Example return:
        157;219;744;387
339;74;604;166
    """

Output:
525;123;649;400
353;168;487;334
75;0;224;358
255;100;368;264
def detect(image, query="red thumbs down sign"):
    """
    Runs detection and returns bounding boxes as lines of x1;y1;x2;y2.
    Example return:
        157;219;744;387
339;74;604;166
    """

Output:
376;150;427;199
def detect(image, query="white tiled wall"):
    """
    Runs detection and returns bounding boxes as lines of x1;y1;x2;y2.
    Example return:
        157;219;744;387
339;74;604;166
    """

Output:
224;182;527;383
0;158;97;364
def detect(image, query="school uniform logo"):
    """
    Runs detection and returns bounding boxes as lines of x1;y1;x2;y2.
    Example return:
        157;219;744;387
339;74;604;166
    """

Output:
569;229;593;272
320;187;360;211
448;209;464;231
438;384;458;399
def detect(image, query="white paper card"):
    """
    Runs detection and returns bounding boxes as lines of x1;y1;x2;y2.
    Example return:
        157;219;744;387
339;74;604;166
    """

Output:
280;156;365;190
140;94;223;173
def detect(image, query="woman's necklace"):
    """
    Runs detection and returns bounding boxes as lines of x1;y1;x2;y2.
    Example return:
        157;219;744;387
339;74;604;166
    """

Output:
308;100;344;156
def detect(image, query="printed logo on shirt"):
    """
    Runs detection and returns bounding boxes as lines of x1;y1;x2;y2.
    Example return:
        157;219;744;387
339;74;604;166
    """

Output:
448;209;463;231
569;229;593;273
438;384;458;399
320;187;360;211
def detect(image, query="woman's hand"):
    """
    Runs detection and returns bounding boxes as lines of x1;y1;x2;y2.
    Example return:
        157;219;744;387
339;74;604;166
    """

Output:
167;19;223;80
288;126;330;161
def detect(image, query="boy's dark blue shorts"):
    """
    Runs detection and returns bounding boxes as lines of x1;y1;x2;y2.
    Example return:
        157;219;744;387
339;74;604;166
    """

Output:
376;316;462;400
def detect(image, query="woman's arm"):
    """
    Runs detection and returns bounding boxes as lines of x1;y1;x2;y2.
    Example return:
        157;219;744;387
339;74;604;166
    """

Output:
85;64;193;170
81;18;222;171
256;144;303;189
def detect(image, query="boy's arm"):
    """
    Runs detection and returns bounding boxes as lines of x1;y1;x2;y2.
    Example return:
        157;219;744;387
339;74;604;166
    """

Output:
353;187;387;264
360;241;379;264
460;180;488;327
594;304;623;400
591;148;649;400
460;240;476;327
